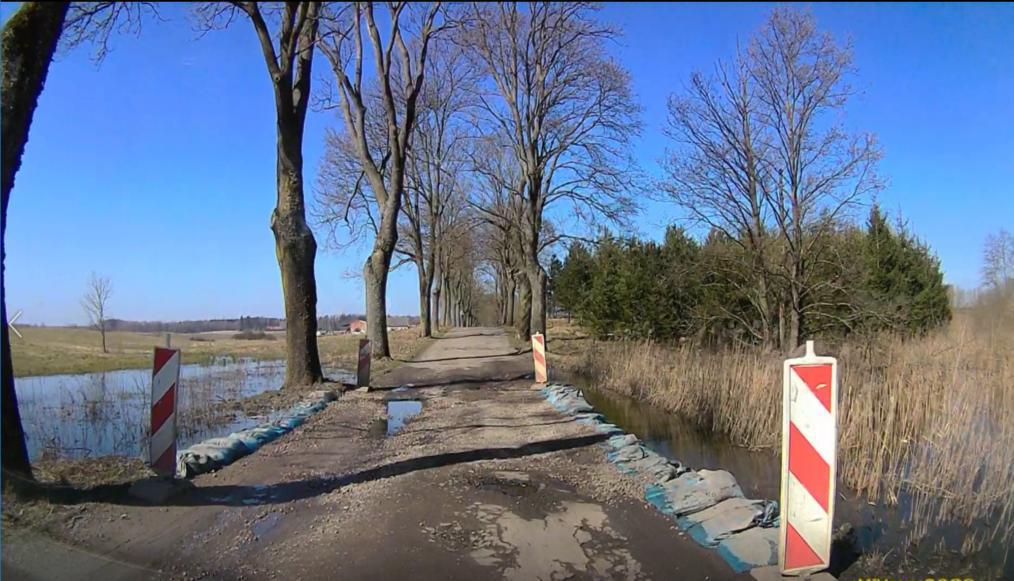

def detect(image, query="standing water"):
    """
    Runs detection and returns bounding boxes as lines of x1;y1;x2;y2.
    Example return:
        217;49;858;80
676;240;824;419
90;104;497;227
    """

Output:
571;378;1011;578
16;358;354;461
386;400;423;435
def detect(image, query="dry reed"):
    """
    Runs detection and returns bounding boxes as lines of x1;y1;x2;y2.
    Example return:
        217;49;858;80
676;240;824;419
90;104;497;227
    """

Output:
558;315;1014;556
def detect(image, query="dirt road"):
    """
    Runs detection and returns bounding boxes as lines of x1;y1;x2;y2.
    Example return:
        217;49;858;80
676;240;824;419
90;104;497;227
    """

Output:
3;327;744;580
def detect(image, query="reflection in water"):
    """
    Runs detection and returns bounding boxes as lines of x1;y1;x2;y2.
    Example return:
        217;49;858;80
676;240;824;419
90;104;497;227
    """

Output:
572;379;1011;578
17;359;354;461
386;400;423;435
583;386;780;500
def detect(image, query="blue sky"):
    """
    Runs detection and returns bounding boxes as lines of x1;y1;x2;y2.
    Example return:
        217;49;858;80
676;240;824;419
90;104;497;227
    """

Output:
4;3;1012;325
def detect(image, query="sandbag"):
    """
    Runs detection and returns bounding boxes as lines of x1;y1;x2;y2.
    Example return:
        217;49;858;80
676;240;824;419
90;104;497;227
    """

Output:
681;498;769;547
653;469;743;516
716;526;779;572
177;390;336;478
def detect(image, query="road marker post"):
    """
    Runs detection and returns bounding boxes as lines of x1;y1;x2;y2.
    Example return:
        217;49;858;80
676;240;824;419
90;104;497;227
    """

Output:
780;340;838;575
532;333;548;383
357;339;371;388
150;347;181;477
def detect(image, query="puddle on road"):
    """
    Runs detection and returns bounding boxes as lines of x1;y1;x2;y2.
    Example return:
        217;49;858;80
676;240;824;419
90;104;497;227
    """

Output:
469;500;642;579
386;400;422;435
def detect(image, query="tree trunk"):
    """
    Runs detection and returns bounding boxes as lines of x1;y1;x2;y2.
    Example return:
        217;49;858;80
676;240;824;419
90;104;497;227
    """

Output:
416;258;432;338
528;265;547;337
1;1;69;486
364;196;399;357
788;281;802;351
364;248;391;356
432;269;442;332
505;278;516;327
754;262;773;350
100;324;107;353
273;121;323;387
443;275;451;327
515;274;532;339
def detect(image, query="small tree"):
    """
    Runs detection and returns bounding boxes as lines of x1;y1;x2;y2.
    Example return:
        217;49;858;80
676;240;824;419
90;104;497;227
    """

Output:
983;229;1014;292
82;272;112;353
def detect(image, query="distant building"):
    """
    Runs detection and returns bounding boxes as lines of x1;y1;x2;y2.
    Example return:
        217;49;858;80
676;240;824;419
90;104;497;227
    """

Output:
346;319;367;334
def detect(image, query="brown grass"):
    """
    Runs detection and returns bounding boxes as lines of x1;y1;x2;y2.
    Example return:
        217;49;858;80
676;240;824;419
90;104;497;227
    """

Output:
10;326;428;377
551;315;1014;552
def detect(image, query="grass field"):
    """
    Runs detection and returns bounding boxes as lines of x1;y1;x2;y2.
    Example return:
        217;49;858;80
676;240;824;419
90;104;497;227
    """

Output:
10;326;428;377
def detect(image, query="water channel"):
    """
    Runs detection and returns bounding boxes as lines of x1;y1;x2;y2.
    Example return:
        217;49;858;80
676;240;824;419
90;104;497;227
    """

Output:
570;378;1010;578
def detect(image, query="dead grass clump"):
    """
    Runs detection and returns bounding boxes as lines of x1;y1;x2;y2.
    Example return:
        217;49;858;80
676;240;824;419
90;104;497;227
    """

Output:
33;456;154;489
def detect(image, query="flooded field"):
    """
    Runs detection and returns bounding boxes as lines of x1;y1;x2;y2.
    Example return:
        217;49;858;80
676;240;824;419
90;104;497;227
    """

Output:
575;381;1011;578
16;358;353;462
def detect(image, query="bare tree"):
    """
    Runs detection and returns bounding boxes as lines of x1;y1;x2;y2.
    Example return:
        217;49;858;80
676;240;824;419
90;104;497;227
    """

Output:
81;272;113;353
750;7;883;349
464;2;641;338
316;2;450;358
194;2;324;386
61;2;160;61
665;7;882;350
983;229;1014;291
467;136;528;334
398;40;475;337
663;51;777;348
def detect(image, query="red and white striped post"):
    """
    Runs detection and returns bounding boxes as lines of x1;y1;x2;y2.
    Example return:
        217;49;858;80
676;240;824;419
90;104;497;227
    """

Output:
357;339;371;388
780;340;838;575
150;347;181;477
531;333;547;383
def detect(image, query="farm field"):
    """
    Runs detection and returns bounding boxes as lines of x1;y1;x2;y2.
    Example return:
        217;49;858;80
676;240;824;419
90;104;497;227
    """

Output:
10;326;427;377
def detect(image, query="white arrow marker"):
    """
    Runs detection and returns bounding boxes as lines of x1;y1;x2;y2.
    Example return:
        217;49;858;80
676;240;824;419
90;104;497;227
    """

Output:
9;309;22;339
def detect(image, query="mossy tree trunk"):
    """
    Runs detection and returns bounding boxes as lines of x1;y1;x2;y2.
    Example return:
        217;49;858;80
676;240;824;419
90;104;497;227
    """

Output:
1;1;70;485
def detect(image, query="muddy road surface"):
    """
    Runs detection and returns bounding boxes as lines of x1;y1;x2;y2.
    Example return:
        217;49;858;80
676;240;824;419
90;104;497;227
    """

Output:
3;327;743;580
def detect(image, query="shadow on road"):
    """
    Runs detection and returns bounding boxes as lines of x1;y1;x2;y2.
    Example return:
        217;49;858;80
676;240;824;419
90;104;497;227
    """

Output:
370;372;535;391
27;433;608;509
407;352;520;364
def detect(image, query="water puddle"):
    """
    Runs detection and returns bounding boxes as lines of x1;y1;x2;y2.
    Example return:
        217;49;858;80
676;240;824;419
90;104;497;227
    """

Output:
470;500;642;579
16;359;353;461
386;400;422;435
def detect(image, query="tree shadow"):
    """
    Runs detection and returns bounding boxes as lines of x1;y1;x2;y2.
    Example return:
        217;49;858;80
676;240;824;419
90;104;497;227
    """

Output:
406;352;522;364
399;417;578;434
369;373;535;391
430;329;503;340
29;433;608;508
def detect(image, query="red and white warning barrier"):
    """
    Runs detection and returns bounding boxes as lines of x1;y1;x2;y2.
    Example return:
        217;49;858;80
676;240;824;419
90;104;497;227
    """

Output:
532;333;547;383
150;347;181;477
357;339;371;388
780;340;838;574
